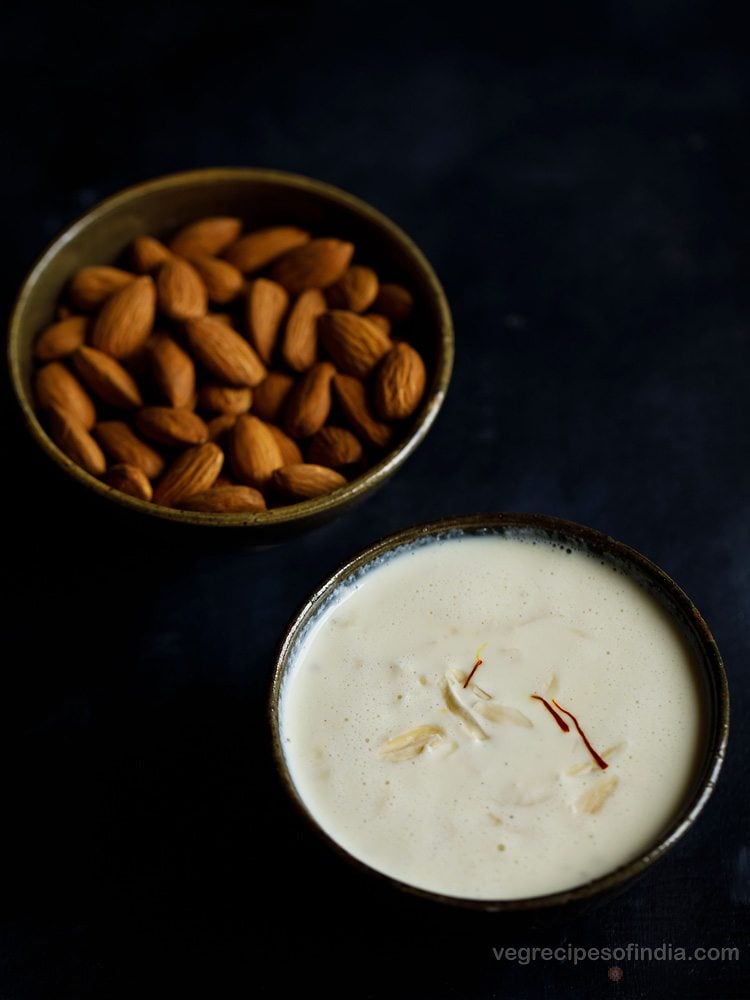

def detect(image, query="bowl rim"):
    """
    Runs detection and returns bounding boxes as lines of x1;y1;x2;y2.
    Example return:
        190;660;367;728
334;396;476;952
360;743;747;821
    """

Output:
269;511;730;911
8;167;454;528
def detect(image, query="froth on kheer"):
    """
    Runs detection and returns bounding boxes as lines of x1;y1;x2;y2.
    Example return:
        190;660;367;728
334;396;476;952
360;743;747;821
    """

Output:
280;535;703;900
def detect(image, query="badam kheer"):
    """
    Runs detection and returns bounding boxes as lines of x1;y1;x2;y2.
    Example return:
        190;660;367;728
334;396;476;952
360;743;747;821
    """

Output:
279;534;703;900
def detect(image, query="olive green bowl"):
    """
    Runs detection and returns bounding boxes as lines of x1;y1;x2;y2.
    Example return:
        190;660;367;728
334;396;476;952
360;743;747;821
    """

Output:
8;168;453;540
271;513;729;912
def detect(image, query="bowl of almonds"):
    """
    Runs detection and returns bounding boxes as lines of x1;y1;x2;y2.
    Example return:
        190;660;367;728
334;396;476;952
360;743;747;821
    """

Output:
9;168;453;538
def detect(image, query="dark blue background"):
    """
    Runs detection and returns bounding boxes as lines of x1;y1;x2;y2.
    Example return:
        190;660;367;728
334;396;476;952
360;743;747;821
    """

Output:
2;1;748;996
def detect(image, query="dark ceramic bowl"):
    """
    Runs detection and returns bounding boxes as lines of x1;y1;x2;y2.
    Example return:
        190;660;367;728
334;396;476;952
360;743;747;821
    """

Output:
8;168;453;541
270;513;729;911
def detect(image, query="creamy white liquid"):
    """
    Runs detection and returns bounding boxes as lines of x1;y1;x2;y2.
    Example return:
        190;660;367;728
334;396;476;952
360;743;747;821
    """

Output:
280;534;703;900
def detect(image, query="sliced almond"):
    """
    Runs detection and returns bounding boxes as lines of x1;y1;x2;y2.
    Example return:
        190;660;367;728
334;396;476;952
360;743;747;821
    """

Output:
442;673;488;741
566;744;625;777
575;775;619;814
378;725;444;762
473;702;534;728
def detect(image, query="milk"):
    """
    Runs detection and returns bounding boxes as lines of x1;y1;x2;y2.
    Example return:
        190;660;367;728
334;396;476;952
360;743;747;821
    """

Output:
279;534;703;900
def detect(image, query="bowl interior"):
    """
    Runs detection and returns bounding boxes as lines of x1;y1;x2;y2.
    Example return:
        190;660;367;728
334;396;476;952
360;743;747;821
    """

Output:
10;169;453;534
271;513;729;910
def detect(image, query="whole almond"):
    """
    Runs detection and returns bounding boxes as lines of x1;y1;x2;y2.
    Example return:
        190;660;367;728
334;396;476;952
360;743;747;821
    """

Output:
103;463;153;501
318;310;391;378
48;405;106;475
206;413;238;442
373;283;414;322
246;278;289;363
179;485;267;513
271;238;354;295
374;342;427;420
153;442;224;507
94;421;165;479
34;316;88;361
169;217;242;259
284;361;335;439
224;226;311;272
35;362;96;429
148;335;196;408
230;413;284;488
252;372;295;422
267;423;303;464
272;463;347;500
190;255;244;304
185;316;267;387
281;288;326;372
56;304;75;321
72;346;143;409
69;266;135;311
131;236;173;273
364;313;392;336
327;266;379;313
157;258;208;321
333;374;393;449
135;407;209;447
308;426;363;468
198;384;252;415
89;275;156;358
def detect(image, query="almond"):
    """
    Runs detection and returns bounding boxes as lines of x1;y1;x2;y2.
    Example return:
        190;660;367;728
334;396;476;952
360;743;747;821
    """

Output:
48;405;106;475
267;423;303;465
89;275;156;359
318;310;391;378
271;238;354;295
72;346;142;409
198;384;252;415
252;372;295;422
156;258;208;321
281;288;325;372
147;335;196;408
94;421;165;479
179;485;267;513
169;216;242;259
224;225;311;272
153;442;224;507
373;283;414;322
35;362;96;429
206;413;238;442
332;374;393;449
272;463;347;500
131;236;173;273
307;425;363;468
246;278;289;363
69;266;135;311
283;361;335;439
135;407;209;447
229;413;284;488
190;254;244;304
185;316;267;387
56;304;75;321
34;316;88;361
364;313;391;336
327;266;379;313
373;342;426;420
103;463;153;501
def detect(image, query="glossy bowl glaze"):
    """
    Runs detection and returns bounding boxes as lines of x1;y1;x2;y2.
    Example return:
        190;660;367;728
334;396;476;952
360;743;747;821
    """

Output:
8;168;453;541
270;513;729;911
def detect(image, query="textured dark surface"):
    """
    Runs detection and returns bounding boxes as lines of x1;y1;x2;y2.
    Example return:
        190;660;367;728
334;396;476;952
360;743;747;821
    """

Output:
2;2;748;997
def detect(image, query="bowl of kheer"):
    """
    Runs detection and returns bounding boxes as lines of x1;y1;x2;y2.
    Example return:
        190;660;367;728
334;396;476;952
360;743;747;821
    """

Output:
270;513;729;910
